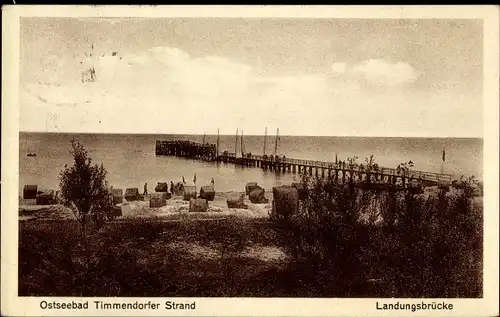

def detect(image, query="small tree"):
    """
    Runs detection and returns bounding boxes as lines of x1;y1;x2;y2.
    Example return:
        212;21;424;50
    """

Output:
58;140;111;241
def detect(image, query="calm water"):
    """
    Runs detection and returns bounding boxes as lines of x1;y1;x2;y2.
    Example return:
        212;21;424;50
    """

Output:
19;133;483;193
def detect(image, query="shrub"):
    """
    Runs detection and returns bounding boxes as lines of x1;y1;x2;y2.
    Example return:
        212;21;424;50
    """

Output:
58;140;112;240
270;156;482;297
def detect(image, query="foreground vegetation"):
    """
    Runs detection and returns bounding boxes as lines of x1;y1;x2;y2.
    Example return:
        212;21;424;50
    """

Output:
19;144;482;297
19;217;287;296
270;167;483;298
19;179;482;298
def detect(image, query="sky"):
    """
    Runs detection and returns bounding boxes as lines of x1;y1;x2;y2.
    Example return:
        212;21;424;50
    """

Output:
19;18;483;137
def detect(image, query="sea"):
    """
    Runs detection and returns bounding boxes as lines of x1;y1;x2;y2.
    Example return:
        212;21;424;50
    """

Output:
19;133;483;193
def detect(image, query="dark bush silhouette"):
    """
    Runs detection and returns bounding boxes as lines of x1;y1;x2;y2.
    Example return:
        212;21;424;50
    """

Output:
270;156;482;297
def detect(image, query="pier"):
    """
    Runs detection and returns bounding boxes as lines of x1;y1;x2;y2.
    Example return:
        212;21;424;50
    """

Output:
155;140;217;161
155;140;453;186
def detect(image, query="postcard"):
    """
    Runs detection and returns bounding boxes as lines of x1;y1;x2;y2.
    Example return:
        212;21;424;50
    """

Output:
1;5;499;317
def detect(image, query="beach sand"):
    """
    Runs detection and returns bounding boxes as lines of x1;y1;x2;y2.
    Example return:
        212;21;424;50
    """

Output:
18;191;273;222
18;186;482;222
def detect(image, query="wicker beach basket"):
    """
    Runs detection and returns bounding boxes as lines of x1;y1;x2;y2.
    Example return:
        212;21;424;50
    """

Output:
150;192;168;208
249;187;268;204
189;198;208;212
111;188;123;204
245;182;259;195
36;189;57;205
227;194;248;209
125;188;139;201
23;185;38;199
155;182;169;192
183;186;196;201
199;185;215;201
272;185;299;219
172;182;184;195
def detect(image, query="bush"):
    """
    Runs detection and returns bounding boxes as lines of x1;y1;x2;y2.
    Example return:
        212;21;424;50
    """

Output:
58;140;112;239
270;157;482;297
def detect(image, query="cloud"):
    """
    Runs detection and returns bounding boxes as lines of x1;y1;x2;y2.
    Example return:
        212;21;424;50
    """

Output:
22;46;333;133
331;62;347;74
19;47;479;137
348;59;419;87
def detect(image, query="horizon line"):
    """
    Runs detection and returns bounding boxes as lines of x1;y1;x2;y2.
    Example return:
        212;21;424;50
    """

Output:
18;131;484;139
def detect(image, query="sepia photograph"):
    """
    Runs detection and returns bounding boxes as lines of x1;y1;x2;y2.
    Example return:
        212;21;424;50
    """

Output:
2;5;499;317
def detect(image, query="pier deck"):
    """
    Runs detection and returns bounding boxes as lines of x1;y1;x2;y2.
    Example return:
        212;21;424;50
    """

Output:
155;140;453;185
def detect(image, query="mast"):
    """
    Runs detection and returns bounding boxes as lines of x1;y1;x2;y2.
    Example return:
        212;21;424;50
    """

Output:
234;129;238;158
274;128;279;157
202;133;206;144
241;130;245;157
216;129;220;158
263;127;267;156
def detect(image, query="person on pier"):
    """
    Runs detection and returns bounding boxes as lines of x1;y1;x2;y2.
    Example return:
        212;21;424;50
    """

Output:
144;182;148;195
170;181;175;194
211;178;215;186
182;176;186;184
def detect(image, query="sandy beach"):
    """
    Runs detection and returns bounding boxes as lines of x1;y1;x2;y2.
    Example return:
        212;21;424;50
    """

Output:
19;185;483;222
19;191;273;222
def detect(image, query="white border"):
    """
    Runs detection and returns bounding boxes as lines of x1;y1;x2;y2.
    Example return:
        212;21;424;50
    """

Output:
2;5;499;317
